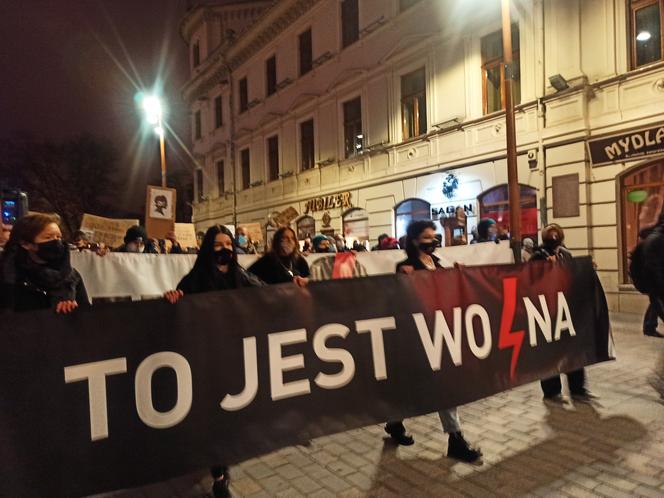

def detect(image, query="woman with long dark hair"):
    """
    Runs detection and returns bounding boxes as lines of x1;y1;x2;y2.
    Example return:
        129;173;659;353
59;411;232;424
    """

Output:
163;224;261;498
384;220;482;464
248;226;309;286
0;213;87;313
164;224;263;304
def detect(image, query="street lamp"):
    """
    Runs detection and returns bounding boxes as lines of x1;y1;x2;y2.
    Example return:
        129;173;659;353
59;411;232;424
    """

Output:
141;95;168;188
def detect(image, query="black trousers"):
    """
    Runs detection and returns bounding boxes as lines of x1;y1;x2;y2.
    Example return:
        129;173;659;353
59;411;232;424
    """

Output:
541;369;586;397
644;295;664;333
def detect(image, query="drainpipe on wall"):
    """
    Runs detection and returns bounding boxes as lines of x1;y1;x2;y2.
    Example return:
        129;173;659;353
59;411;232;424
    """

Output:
537;0;547;233
222;58;238;230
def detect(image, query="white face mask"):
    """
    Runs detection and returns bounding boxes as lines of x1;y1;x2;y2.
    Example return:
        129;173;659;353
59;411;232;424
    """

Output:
127;242;144;253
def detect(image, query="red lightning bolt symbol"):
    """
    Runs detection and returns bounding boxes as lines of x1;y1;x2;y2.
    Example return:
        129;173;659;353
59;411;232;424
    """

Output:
498;277;525;380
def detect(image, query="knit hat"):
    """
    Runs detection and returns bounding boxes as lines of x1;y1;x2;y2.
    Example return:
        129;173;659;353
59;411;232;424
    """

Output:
312;234;328;250
477;218;496;239
124;225;148;244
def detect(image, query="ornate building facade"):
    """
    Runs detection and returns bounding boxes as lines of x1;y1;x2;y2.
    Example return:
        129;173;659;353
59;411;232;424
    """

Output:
180;0;664;312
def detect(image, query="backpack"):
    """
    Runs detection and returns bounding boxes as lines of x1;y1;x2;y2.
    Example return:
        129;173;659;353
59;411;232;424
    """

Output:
629;240;655;294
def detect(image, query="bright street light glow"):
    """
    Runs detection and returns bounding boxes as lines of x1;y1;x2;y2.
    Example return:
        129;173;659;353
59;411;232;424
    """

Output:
636;31;651;42
141;95;163;124
154;126;165;138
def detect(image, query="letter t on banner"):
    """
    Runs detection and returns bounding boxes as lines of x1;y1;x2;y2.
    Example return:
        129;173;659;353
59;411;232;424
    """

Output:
356;317;396;380
64;358;128;441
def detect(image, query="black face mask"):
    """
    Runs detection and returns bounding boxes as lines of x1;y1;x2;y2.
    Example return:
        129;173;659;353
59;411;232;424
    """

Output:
544;238;562;250
214;248;234;265
418;241;437;255
36;239;67;263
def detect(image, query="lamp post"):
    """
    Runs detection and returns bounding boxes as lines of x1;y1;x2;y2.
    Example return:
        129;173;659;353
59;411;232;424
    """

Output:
141;95;168;188
500;0;522;261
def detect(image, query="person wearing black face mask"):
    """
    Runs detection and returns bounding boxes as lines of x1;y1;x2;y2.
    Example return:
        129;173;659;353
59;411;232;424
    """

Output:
384;220;483;464
248;227;310;286
163;224;263;498
531;223;572;263
0;213;88;313
531;224;595;404
164;224;263;302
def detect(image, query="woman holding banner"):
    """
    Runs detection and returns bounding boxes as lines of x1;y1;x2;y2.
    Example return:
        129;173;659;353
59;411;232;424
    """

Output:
531;224;596;403
0;213;88;313
384;220;482;464
164;225;263;301
163;224;262;498
248;227;309;286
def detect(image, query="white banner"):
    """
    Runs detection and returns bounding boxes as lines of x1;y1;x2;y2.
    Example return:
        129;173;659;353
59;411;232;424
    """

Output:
71;241;513;300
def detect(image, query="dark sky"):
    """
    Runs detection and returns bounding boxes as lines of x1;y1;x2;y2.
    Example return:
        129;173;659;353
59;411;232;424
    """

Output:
0;0;193;213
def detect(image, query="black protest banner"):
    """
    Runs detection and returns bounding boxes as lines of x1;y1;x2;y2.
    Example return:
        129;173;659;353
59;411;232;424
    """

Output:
0;257;612;497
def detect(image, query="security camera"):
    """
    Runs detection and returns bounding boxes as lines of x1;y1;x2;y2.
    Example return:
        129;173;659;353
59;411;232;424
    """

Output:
527;149;538;170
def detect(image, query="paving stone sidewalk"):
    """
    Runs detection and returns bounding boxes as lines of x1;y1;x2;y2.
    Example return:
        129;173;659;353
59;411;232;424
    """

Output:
97;312;664;497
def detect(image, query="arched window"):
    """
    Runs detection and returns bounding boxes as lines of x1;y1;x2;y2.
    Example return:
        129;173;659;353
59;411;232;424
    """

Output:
395;198;431;239
477;184;538;241
342;208;369;244
620;160;664;283
296;215;316;240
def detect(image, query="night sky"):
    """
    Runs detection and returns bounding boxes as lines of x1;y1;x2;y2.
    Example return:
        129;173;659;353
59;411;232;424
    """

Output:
0;0;193;213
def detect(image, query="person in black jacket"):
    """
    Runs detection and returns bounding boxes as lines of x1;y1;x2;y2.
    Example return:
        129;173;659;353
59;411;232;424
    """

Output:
114;225;159;254
0;213;88;313
164;224;262;498
165;224;263;302
384;220;482;464
531;224;596;403
248;227;309;286
634;209;664;337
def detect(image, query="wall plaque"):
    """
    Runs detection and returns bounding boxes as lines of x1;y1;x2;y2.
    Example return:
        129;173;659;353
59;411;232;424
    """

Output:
552;174;580;218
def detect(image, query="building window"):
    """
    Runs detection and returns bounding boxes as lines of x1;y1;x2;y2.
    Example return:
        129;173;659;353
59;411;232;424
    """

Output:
241;148;250;190
267;136;279;182
194;111;202;140
296;215;316;240
630;0;663;67
300;119;315;170
395;198;431;239
343;208;369;245
478;184;538;241
192;41;200;68
400;0;422;12
401;68;427;139
299;29;313;76
620;160;664;283
341;0;359;48
266;55;277;96
481;25;521;115
214;96;223;128
343;97;363;158
216;160;224;196
195;169;204;202
239;77;248;113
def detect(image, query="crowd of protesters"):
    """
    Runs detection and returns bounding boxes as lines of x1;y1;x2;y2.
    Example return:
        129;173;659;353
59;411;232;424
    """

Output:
2;208;663;498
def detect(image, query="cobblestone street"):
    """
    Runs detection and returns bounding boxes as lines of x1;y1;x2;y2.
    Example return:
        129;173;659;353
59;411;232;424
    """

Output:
98;312;664;498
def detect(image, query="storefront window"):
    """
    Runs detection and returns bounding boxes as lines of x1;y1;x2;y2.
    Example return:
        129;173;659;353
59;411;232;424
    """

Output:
343;208;369;244
477;184;538;241
620;160;664;283
395;198;431;239
296;215;316;240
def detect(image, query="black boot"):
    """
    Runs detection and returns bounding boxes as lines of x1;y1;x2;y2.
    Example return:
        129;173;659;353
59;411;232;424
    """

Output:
210;465;231;498
447;432;482;463
384;421;414;446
